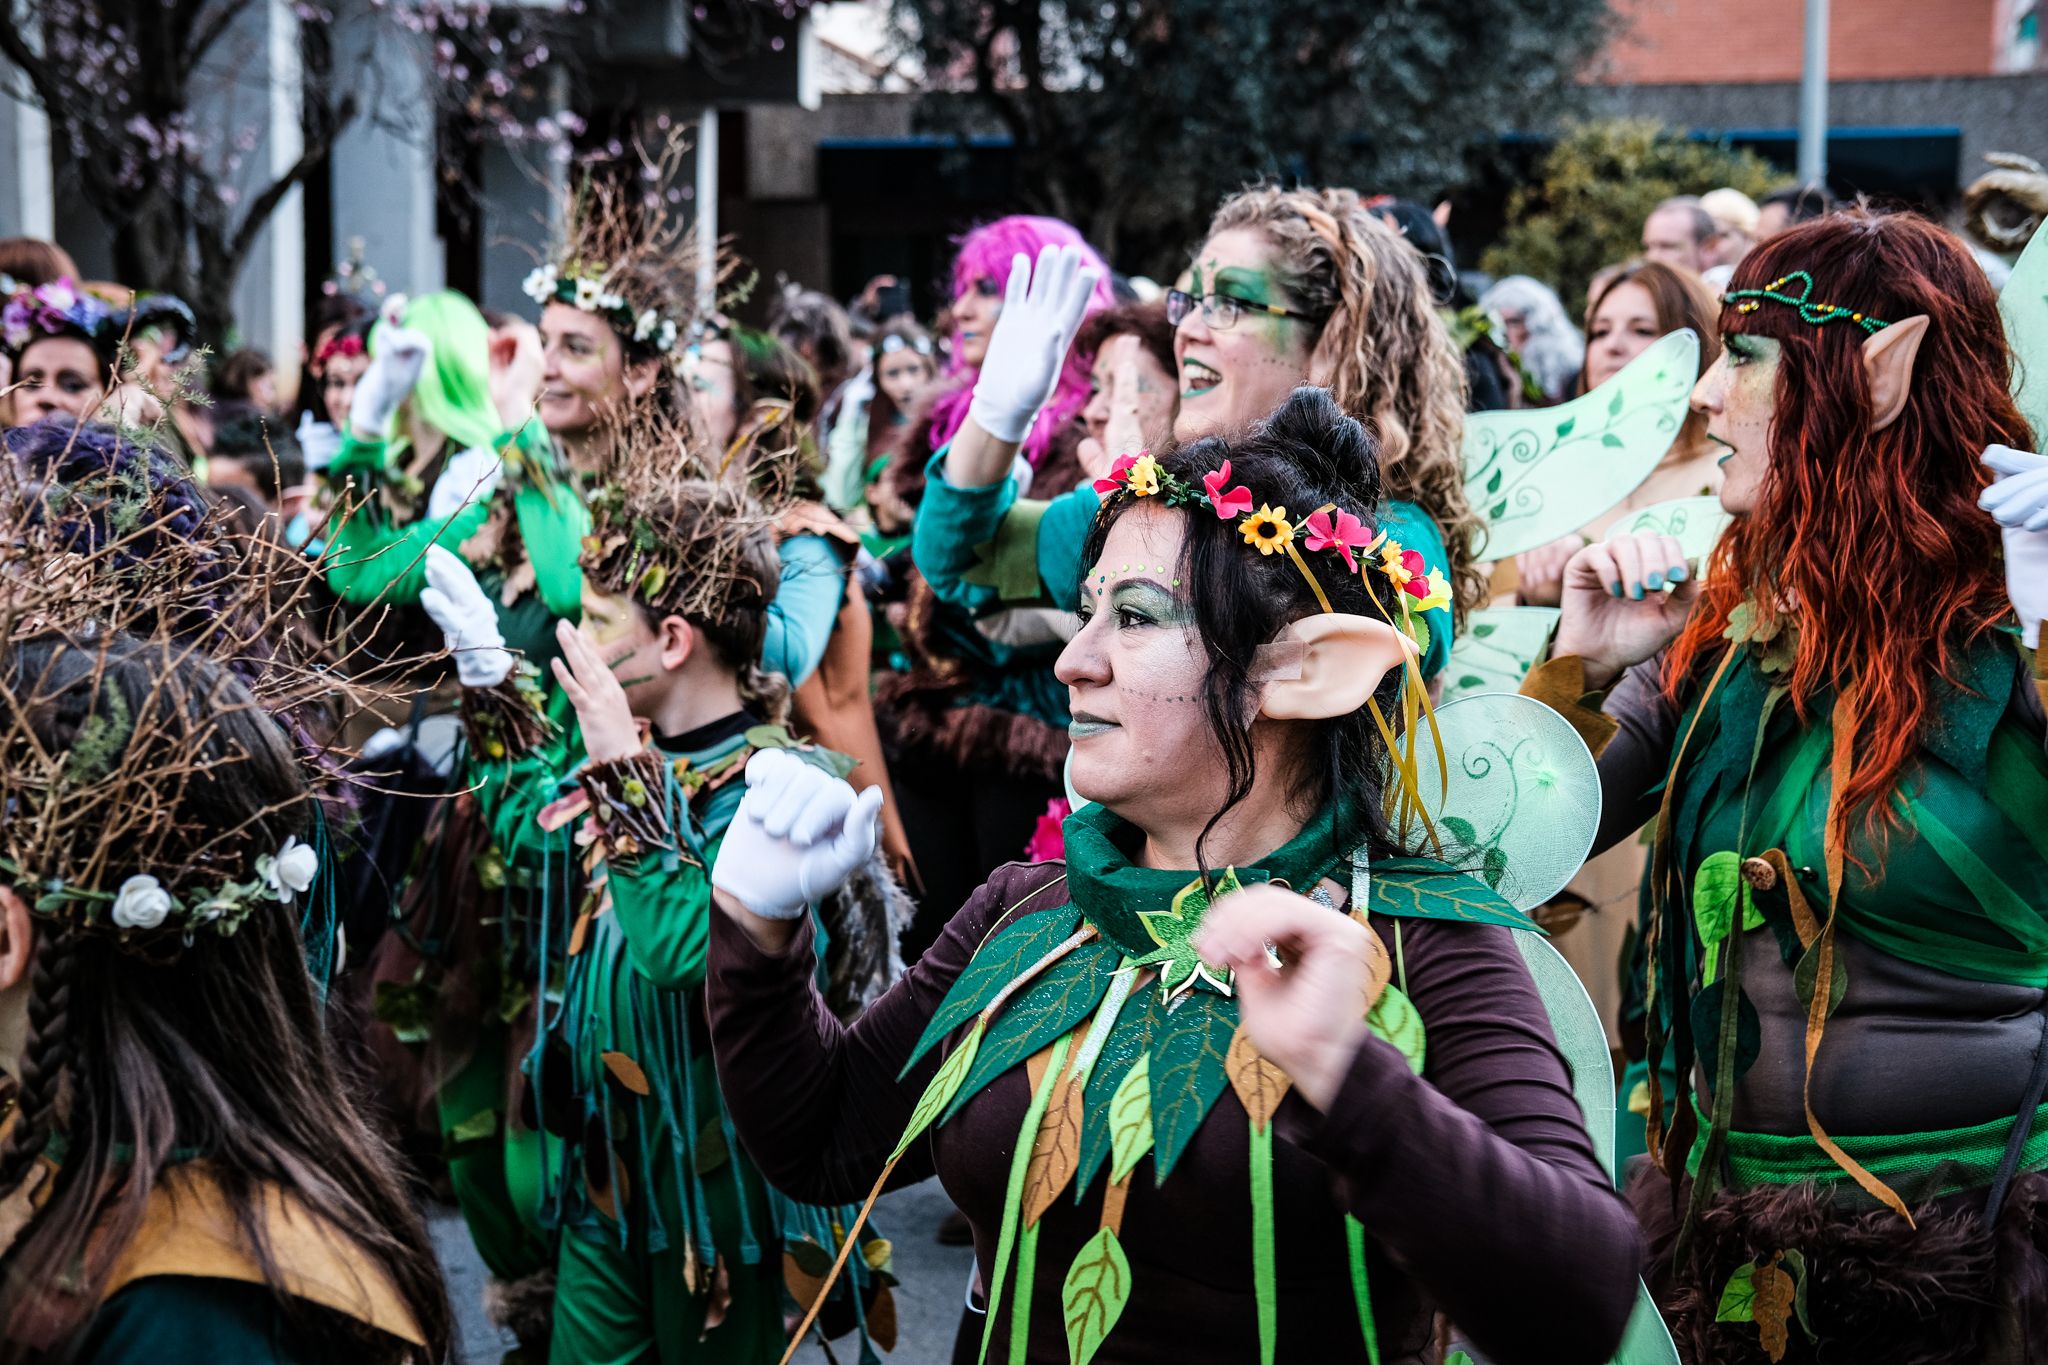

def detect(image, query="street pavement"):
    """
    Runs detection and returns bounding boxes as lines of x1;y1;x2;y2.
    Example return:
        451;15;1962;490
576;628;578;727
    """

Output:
434;1176;976;1364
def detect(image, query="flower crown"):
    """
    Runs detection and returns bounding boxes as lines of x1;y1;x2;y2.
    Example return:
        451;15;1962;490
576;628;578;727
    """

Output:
1;278;114;355
1722;270;1891;334
1092;450;1452;643
522;261;689;374
7;834;322;942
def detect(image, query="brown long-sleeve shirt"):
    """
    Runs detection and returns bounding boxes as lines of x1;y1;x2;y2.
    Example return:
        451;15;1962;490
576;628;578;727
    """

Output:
707;861;1641;1364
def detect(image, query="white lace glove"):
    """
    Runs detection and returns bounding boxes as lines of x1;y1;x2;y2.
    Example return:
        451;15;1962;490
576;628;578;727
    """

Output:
1981;443;2048;648
426;443;508;522
419;545;514;687
711;749;885;920
965;244;1101;445
349;326;431;442
296;410;342;472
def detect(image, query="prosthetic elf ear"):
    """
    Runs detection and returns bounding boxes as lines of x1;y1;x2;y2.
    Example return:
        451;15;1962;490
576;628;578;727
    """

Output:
1254;614;1412;721
1863;314;1930;432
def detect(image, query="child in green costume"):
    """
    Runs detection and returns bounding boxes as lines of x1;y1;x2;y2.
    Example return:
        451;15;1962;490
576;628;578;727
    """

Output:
423;468;900;1363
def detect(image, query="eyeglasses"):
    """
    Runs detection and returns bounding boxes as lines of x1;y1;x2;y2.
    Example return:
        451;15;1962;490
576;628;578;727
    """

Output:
1165;288;1318;331
880;334;932;356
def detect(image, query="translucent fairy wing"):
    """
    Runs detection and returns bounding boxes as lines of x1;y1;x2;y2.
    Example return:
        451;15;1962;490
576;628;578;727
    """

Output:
1413;692;1601;912
1440;606;1560;704
1603;494;1733;562
1464;330;1701;560
2000;226;2048;447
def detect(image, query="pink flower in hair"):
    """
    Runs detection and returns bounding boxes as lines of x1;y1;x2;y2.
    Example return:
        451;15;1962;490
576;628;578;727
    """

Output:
1093;452;1139;496
1202;461;1254;520
1303;507;1373;573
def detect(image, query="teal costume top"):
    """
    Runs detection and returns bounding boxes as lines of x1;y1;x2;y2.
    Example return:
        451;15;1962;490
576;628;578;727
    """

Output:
911;451;1454;680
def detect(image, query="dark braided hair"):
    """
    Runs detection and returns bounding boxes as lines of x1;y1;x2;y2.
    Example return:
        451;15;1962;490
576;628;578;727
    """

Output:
0;932;77;1199
0;635;451;1361
1079;387;1415;872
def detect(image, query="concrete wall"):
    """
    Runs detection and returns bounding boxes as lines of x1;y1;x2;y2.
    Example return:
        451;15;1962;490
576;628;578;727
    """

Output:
1591;71;2048;185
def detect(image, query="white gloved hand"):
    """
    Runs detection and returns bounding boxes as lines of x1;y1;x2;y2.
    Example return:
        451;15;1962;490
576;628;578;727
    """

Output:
711;749;885;920
965;244;1101;445
419;545;514;687
426;443;508;522
1981;443;2048;648
296;410;342;472
349;325;432;442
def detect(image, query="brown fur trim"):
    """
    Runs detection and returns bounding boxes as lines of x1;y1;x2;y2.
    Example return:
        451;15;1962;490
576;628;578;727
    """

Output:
483;1267;558;1350
1630;1161;2048;1363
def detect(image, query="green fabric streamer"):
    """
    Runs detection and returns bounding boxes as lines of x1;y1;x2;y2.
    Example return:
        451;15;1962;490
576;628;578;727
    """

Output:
1685;1097;2048;1201
1250;1118;1277;1365
1344;1215;1382;1365
1011;1219;1040;1363
979;1033;1072;1365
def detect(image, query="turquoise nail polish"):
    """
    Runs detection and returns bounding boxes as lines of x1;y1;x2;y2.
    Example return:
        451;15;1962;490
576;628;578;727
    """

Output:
1609;583;1623;598
1668;564;1689;582
1629;583;1644;600
1644;571;1664;590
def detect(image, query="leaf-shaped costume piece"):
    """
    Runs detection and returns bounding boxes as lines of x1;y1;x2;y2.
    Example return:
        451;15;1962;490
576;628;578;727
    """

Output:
1061;1226;1132;1365
1128;868;1244;1002
1462;329;1701;558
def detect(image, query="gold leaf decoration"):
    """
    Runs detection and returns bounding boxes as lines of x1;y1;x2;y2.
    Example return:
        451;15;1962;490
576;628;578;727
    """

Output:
1224;1026;1293;1134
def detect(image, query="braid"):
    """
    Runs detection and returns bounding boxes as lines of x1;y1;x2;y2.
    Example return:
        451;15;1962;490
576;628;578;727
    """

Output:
739;662;792;727
0;932;78;1198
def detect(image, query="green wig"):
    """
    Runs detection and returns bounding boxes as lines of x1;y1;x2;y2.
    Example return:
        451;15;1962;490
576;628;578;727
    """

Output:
375;291;505;456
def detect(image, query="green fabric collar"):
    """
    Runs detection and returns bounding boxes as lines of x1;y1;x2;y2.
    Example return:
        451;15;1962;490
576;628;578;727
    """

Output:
1061;798;1354;956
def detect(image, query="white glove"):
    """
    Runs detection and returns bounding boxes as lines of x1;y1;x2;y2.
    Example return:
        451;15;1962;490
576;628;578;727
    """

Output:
426;443;508;522
966;244;1101;445
296;410;342;472
419;545;514;687
1981;444;2048;648
712;749;885;920
349;325;431;442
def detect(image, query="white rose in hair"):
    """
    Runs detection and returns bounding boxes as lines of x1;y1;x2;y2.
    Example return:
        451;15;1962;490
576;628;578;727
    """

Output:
264;835;320;903
111;875;174;931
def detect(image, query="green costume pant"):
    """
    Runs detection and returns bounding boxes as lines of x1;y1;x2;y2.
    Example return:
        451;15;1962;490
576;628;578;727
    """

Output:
438;1020;554;1282
549;1226;783;1365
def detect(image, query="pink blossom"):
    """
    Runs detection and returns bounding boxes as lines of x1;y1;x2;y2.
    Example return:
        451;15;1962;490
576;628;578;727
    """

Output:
1202;460;1253;520
1303;507;1372;573
1023;798;1072;863
1093;452;1139;496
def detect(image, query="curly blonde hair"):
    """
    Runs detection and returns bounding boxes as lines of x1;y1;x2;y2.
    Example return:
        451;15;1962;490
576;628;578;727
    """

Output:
1207;187;1486;626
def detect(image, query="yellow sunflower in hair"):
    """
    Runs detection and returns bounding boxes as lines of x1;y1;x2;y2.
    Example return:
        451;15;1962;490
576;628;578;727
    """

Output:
1238;504;1294;556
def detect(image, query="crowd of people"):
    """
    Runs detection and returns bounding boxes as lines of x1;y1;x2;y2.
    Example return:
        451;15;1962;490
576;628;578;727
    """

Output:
0;147;2043;1365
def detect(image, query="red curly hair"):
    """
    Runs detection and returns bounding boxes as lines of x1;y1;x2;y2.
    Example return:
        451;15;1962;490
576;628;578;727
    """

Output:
1664;209;2029;844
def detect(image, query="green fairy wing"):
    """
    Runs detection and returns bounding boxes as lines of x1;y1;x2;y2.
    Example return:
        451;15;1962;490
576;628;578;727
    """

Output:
2001;226;2048;447
1605;495;1733;563
1410;692;1603;912
1464;330;1701;559
1514;928;1681;1364
1442;606;1561;703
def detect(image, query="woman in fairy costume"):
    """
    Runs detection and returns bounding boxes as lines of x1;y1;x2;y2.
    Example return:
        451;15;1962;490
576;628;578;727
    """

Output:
421;452;899;1361
686;318;918;883
1528;208;2048;1361
322;290;587;669
914;185;1482;719
705;387;1641;1364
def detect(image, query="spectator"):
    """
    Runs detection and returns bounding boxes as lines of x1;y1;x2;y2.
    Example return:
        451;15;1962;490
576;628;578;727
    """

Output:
1640;195;1716;273
770;284;858;408
315;320;371;438
1755;182;1837;239
0;237;81;290
213;347;278;411
821;319;939;518
1074;299;1178;476
293;293;370;427
1479;275;1583;405
1698;187;1762;285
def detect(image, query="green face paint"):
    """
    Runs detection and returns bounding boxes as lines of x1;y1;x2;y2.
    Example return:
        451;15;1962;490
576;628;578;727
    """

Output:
1109;580;1195;628
1213;266;1275;308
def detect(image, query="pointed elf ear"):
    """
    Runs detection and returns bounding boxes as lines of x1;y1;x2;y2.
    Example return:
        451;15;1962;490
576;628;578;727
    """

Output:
1863;314;1929;432
1255;614;1411;721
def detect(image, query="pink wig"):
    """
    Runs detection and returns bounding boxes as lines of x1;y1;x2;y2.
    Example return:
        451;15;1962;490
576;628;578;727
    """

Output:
927;215;1116;468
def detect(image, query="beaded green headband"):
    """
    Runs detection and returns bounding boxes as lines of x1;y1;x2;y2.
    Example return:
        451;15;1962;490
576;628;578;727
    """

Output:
1723;270;1891;334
